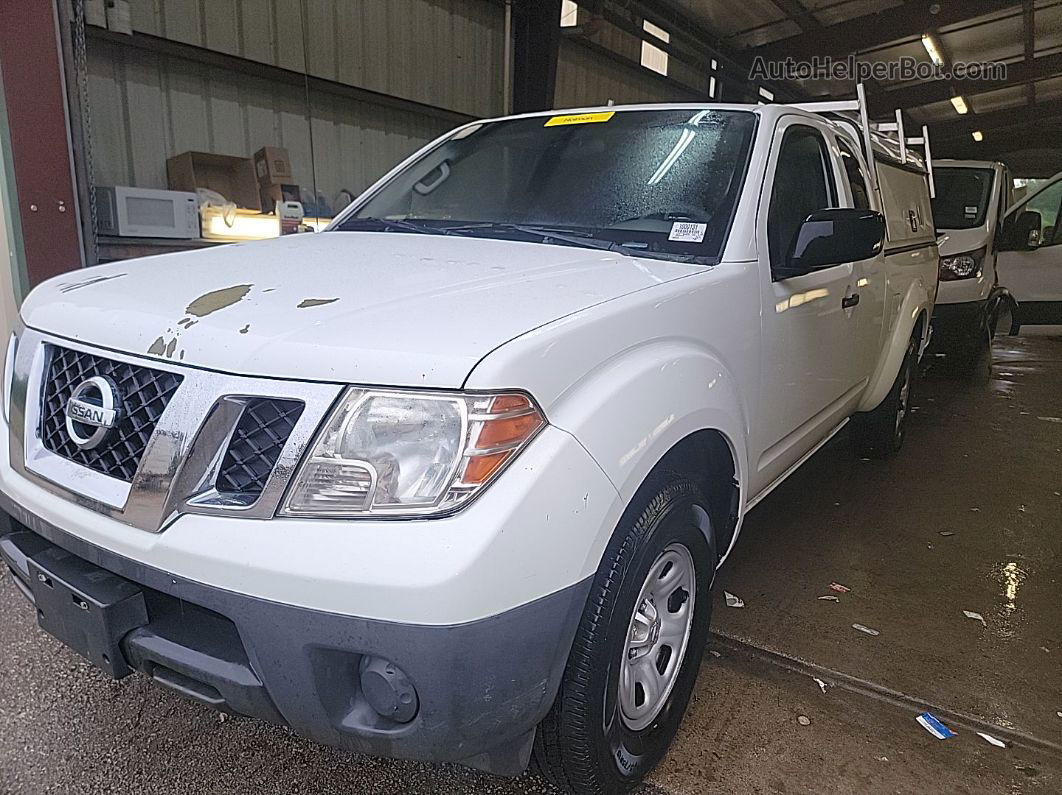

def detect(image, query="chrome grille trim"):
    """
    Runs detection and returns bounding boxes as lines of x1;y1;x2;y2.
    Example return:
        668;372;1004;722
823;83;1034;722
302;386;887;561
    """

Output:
39;345;183;482
8;328;343;531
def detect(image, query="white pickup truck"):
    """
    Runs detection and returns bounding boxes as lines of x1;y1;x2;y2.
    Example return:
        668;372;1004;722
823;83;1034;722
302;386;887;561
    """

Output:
0;103;937;793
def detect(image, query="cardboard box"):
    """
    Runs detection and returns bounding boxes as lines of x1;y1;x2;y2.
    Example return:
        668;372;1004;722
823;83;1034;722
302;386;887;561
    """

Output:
254;146;293;186
259;183;301;214
166;151;261;211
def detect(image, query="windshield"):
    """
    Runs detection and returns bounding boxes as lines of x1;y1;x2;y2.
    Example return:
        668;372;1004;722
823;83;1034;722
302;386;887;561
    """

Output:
338;109;758;262
932;167;996;230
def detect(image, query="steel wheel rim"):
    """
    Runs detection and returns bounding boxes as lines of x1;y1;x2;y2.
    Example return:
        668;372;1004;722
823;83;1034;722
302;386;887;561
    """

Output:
618;542;696;731
895;362;911;436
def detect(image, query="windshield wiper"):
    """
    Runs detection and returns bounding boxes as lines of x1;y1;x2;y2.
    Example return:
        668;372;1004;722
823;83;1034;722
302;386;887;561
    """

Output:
340;217;459;236
439;222;643;257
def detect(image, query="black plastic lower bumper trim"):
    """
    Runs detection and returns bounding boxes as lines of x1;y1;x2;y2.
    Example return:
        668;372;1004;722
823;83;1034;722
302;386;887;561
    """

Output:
0;496;591;776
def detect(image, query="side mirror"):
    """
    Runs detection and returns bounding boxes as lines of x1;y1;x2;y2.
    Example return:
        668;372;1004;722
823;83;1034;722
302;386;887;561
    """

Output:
999;210;1042;251
777;208;885;279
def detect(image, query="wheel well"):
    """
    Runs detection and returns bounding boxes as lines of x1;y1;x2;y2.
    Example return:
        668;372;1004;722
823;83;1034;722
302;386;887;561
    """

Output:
652;430;739;562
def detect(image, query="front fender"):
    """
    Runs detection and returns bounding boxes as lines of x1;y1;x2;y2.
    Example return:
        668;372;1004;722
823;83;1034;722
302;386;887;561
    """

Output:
545;339;749;506
858;285;932;412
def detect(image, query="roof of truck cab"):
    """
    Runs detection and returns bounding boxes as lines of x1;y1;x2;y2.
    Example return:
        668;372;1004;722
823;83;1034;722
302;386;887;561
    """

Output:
468;103;924;171
474;102;832;125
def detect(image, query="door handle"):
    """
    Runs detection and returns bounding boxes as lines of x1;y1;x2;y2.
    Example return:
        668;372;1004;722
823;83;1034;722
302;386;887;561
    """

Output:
842;293;860;308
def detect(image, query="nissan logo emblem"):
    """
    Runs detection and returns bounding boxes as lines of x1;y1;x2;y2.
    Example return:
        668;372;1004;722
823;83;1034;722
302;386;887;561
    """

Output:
65;376;120;451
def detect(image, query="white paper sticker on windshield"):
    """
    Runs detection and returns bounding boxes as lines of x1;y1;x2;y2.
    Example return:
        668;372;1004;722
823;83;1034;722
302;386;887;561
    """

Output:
668;222;707;243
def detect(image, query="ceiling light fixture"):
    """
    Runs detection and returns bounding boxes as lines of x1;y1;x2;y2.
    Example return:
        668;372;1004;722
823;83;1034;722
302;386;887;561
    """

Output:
921;34;945;67
972;131;983;142
950;95;969;115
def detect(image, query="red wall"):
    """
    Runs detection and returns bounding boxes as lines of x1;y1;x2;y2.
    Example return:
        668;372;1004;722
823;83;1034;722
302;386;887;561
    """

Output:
0;0;84;286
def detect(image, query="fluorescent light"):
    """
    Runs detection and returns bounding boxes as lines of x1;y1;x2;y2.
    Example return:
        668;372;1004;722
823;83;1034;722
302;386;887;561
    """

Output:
972;130;984;142
203;209;280;240
560;0;578;27
202;207;328;241
950;95;969;115
921;34;945;67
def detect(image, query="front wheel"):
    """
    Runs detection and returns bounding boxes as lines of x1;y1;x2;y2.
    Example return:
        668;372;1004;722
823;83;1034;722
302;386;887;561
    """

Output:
533;474;715;794
946;326;991;381
850;333;918;458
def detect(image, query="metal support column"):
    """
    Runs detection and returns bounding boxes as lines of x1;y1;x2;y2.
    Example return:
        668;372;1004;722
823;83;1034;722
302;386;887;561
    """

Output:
0;0;85;286
512;0;562;114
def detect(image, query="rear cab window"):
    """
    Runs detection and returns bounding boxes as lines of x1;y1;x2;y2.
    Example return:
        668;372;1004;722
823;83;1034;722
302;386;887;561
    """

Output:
837;138;871;210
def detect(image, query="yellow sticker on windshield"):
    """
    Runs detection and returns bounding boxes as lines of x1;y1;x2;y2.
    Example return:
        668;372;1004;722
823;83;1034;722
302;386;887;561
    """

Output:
544;111;615;127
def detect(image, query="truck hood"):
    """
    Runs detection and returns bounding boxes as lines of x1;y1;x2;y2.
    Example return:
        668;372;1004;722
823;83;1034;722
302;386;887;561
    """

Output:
22;231;699;387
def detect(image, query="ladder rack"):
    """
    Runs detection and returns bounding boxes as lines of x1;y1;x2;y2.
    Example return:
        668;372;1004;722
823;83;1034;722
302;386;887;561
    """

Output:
791;82;936;198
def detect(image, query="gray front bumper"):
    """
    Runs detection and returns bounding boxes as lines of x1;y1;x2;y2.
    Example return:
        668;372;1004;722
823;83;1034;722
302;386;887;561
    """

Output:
0;495;590;776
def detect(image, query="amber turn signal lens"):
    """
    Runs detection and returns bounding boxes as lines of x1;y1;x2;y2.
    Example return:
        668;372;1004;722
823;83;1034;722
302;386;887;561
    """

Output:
458;393;544;486
476;411;543;448
489;394;532;413
462;450;512;485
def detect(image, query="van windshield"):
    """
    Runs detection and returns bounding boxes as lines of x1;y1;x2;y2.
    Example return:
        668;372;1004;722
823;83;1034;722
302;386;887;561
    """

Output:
932;167;995;230
337;109;758;263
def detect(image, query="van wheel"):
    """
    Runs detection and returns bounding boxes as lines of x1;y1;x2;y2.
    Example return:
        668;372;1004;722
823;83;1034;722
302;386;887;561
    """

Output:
533;474;715;794
850;334;918;459
947;329;991;381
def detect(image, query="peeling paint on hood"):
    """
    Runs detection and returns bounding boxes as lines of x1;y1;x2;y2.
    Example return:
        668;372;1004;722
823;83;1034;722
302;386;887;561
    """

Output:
20;232;699;386
56;273;127;293
186;284;253;317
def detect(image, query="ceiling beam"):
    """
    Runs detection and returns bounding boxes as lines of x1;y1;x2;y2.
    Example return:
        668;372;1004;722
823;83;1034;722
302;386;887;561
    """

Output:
931;98;1062;140
867;51;1062;115
935;122;1062;162
754;0;1015;60
767;0;820;34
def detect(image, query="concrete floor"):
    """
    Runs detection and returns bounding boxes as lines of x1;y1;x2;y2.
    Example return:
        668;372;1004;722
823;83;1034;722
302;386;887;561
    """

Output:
1;334;1060;794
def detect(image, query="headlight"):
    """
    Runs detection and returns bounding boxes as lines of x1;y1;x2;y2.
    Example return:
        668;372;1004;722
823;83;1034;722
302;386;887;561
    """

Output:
940;248;985;281
2;333;16;424
281;388;545;518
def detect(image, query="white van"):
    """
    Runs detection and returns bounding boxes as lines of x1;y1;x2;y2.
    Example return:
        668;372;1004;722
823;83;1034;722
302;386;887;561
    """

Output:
997;170;1062;326
929;160;1017;373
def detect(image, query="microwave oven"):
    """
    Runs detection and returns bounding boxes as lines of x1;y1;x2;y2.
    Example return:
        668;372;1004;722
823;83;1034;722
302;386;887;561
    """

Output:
96;186;200;239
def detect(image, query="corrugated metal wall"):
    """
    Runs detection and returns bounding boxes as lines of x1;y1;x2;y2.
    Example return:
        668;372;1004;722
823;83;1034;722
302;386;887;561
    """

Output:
87;0;505;203
126;0;505;117
87;39;455;202
555;39;703;108
87;1;713;203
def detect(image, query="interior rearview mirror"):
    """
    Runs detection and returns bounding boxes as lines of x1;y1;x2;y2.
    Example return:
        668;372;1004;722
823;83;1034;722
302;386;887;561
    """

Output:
777;208;885;279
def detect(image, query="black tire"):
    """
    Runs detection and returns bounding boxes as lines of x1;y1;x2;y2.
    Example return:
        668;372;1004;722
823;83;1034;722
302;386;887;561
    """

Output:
532;474;716;794
946;327;991;381
850;333;918;458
